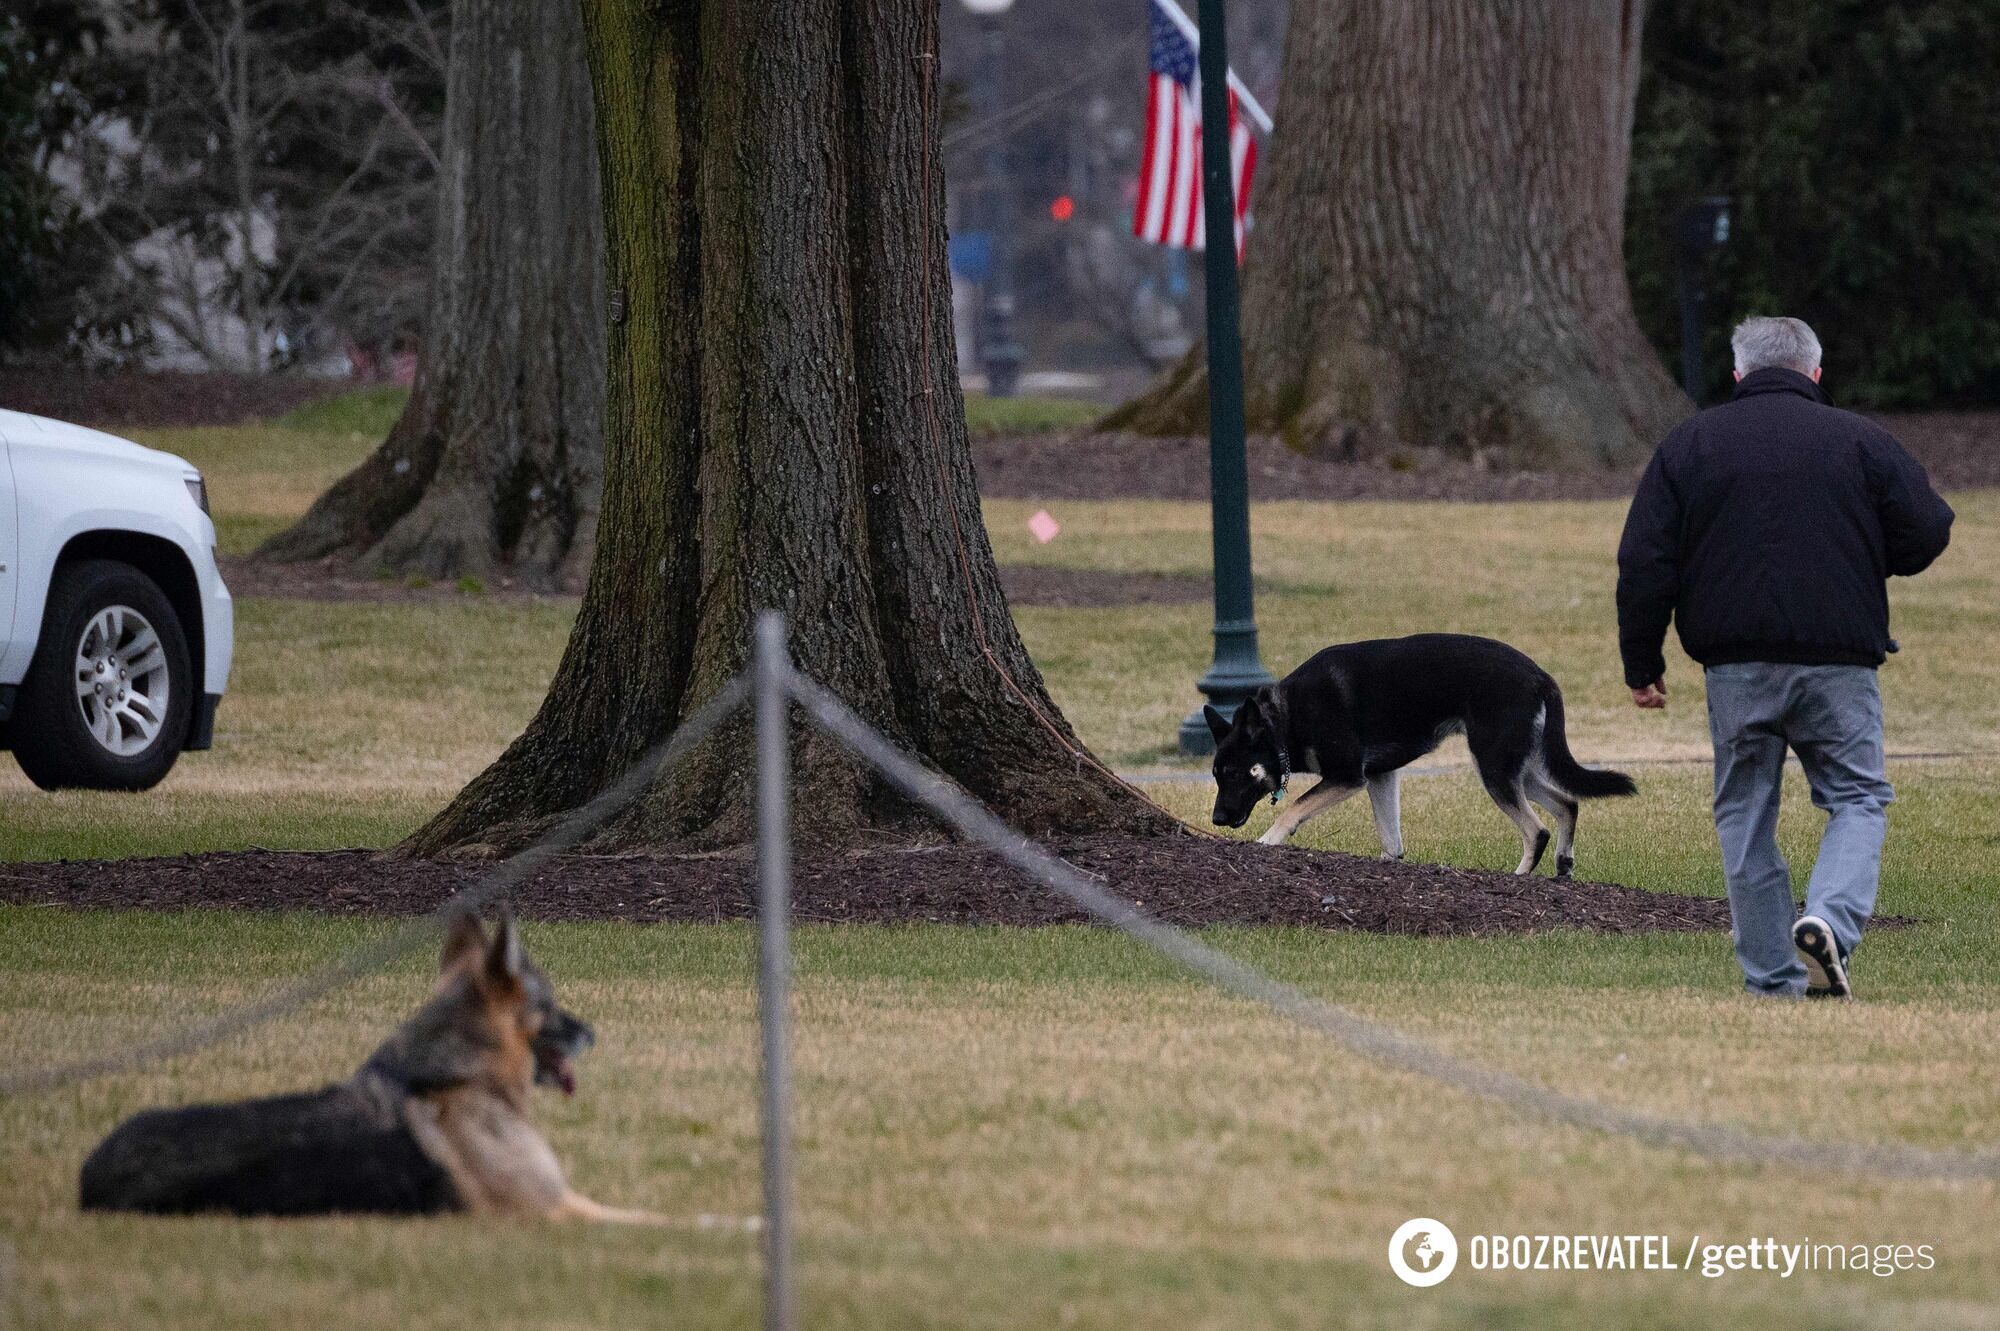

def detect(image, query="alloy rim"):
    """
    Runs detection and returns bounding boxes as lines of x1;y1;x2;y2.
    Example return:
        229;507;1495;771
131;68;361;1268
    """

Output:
73;605;170;757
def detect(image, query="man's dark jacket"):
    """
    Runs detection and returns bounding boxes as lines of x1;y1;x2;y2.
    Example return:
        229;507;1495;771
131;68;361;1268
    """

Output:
1616;367;1954;689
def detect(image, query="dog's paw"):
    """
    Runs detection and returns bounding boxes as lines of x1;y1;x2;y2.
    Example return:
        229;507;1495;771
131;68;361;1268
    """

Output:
1378;851;1404;863
1256;829;1287;847
1554;854;1574;880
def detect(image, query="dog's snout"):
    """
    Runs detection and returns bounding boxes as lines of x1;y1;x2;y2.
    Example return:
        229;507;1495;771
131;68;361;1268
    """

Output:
1212;801;1252;830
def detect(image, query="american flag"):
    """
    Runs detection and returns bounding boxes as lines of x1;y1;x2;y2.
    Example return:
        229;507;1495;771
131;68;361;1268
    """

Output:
1132;0;1261;258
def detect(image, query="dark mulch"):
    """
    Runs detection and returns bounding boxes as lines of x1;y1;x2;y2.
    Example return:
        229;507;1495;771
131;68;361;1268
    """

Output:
0;368;344;430
8;366;1994;502
972;411;2000;504
998;566;1211;608
973;430;1642;504
0;836;1743;936
216;554;571;604
1878;412;2000;492
217;557;1213;608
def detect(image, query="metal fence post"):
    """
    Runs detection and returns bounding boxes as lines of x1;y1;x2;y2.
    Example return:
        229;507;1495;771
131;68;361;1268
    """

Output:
753;612;796;1331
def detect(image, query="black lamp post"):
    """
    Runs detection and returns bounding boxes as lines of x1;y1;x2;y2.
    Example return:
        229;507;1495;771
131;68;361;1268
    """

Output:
1673;195;1732;405
964;0;1024;398
1177;0;1273;756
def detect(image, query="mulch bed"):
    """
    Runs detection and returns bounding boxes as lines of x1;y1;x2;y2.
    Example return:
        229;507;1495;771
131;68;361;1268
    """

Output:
216;557;1212;608
0;836;1743;936
0;367;341;430
216;554;572;604
8;368;1996;502
973;430;1644;504
972;412;2000;503
998;566;1210;608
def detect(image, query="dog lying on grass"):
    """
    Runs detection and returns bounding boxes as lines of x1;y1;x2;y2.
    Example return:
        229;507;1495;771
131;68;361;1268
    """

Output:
80;910;658;1222
1207;633;1636;876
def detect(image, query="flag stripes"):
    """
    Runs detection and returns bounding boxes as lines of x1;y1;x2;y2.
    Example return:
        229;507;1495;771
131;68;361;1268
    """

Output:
1131;0;1258;259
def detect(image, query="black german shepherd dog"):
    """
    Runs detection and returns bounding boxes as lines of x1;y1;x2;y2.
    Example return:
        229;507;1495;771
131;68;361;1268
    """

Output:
1206;634;1635;877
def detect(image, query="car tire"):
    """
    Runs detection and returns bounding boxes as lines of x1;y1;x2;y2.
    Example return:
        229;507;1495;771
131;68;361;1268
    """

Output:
11;560;194;791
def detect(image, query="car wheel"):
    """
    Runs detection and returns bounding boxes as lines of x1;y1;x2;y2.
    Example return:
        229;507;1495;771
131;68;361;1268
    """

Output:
11;560;194;791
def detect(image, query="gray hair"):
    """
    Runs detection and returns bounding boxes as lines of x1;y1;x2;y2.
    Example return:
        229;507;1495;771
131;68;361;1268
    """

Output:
1732;316;1822;376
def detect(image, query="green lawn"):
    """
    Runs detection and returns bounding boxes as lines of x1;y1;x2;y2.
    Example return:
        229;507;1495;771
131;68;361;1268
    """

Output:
2;396;1997;1328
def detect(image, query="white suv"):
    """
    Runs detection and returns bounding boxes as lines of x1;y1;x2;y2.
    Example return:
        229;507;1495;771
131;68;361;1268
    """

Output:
0;409;234;789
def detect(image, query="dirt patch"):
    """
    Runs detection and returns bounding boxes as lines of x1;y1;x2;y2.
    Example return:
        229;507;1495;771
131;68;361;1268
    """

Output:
1881;412;2000;492
998;566;1211;609
7;367;1992;501
220;558;1211;608
0;837;1744;936
217;555;571;604
0;368;343;430
973;431;1638;503
972;411;2000;504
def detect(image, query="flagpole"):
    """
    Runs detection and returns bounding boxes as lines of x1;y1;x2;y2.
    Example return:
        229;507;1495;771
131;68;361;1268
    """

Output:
1178;0;1274;756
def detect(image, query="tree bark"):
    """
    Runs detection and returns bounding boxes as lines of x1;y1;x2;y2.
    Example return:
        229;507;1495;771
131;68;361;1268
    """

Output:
405;0;1169;855
256;0;603;589
1109;0;1690;468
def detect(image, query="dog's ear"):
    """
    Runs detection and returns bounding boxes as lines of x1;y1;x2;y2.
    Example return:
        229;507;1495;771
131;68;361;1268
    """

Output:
441;911;487;975
1203;704;1231;744
485;907;524;987
1235;696;1264;734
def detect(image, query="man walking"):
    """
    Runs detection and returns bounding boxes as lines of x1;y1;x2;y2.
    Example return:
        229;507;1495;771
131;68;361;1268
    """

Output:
1617;317;1954;998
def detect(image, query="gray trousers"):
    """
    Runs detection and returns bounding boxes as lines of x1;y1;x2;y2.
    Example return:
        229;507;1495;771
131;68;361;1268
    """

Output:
1704;663;1894;995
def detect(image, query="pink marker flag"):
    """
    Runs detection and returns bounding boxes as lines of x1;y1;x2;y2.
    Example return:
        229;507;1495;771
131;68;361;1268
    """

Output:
1028;510;1061;544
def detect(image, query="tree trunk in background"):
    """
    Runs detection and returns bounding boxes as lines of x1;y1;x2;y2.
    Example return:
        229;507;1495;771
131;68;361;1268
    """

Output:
1110;0;1689;467
406;0;1169;855
257;0;602;589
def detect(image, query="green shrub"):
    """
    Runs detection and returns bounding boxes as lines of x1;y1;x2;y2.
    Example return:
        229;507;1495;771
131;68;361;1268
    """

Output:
1629;0;2000;408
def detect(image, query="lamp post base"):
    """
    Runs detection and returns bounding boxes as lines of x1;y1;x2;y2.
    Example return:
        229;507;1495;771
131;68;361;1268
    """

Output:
1176;618;1275;756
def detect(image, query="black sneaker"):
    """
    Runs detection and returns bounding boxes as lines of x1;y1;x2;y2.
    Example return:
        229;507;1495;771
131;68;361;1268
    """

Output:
1793;915;1852;1000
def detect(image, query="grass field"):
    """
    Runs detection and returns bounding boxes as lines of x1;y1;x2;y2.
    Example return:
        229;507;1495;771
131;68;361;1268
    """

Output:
2;397;1997;1328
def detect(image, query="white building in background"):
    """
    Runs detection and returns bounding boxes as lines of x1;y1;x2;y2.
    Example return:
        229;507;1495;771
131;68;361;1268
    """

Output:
42;118;352;377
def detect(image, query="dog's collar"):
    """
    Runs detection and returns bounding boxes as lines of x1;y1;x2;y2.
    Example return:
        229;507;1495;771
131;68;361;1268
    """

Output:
1255;689;1292;804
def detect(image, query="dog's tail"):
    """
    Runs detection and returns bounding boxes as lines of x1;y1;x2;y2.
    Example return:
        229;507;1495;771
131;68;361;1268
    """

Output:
1539;686;1637;800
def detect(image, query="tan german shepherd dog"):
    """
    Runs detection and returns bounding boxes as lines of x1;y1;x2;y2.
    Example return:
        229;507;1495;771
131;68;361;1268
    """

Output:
80;911;658;1222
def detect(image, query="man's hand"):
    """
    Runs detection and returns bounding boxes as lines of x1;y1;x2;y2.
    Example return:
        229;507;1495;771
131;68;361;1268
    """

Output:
1630;680;1668;710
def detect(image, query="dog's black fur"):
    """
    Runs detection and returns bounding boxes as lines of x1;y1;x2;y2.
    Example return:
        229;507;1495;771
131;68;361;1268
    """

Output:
1207;634;1635;876
78;1078;461;1217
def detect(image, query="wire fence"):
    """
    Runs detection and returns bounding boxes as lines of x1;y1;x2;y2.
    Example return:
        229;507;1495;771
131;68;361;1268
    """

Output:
785;665;2000;1186
5;612;1998;1329
0;678;747;1099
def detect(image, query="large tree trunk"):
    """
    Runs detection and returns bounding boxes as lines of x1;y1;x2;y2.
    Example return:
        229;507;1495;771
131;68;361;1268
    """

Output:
1110;0;1689;468
256;0;603;589
406;0;1169;855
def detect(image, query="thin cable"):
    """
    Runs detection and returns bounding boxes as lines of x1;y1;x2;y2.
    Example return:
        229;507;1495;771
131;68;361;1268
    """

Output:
0;679;749;1099
941;54;1120;154
790;667;2000;1184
